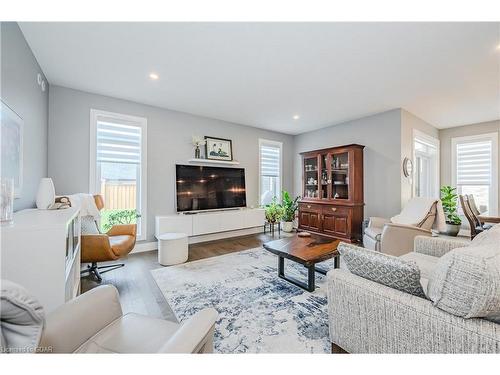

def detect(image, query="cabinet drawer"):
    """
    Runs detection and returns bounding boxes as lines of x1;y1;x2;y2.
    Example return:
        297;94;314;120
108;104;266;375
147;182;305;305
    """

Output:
299;203;323;213
322;205;349;216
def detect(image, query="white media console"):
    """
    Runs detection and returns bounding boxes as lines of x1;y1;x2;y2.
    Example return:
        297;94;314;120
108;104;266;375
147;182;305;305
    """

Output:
155;208;265;243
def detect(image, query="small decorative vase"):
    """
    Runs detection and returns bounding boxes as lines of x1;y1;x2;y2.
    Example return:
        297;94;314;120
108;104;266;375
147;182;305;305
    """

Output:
36;178;55;209
0;178;14;225
282;221;294;232
195;146;201;159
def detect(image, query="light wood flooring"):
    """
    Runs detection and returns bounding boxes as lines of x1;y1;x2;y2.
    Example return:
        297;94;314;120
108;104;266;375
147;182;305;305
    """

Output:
80;232;279;322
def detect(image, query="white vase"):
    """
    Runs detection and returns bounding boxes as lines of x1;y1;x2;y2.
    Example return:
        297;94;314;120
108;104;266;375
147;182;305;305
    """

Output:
36;178;55;209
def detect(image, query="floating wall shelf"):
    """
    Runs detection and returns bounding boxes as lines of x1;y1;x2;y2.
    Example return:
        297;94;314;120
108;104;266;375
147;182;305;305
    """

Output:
188;158;240;166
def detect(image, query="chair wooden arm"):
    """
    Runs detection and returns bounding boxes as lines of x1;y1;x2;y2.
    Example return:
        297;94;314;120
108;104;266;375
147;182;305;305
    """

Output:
106;224;137;237
81;234;118;262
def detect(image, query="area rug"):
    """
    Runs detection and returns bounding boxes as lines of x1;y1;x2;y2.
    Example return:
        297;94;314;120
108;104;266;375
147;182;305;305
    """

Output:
151;247;335;353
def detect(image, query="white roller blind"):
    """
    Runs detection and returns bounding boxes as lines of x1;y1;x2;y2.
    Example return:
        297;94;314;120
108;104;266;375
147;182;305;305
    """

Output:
97;120;141;164
456;140;492;186
260;144;280;177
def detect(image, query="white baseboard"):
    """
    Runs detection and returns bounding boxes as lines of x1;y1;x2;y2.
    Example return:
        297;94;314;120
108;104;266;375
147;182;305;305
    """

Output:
131;241;158;254
131;226;264;254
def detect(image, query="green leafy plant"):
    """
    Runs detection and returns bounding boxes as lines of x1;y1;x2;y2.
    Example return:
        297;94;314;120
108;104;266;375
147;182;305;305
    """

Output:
281;190;300;222
264;197;285;223
440;186;461;225
102;209;141;232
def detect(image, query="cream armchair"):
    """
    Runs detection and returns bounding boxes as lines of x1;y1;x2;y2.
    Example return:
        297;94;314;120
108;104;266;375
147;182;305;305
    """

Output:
1;280;218;354
363;198;444;256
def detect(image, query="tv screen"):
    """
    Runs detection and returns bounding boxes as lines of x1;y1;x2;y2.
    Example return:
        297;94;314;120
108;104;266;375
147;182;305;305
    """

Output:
176;165;246;212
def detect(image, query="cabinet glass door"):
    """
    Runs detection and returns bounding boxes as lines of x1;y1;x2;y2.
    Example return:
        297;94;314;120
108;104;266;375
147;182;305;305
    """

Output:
304;156;319;199
320;153;329;199
330;152;349;200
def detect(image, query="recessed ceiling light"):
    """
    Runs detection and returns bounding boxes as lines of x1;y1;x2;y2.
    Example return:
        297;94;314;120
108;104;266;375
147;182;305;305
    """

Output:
293;115;300;120
497;44;500;50
149;73;159;80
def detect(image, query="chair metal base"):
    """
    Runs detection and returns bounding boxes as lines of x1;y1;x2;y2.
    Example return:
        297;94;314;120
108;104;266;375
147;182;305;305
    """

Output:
81;262;124;282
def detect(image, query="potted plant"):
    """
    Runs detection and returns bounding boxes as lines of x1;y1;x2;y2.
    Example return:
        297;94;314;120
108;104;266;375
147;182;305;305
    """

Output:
281;190;300;232
102;209;141;232
440;185;461;236
264;197;284;225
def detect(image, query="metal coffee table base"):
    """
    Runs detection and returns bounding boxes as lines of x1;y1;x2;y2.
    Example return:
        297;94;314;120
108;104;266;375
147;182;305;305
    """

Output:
277;256;330;292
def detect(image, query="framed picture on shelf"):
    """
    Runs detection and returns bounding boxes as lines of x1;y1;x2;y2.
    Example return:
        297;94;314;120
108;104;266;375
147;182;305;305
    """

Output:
205;136;233;161
1;100;23;198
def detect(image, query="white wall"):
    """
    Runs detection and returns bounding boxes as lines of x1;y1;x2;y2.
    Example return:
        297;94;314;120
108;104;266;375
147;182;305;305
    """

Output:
293;109;402;219
1;22;49;211
48;85;294;242
400;109;440;205
439;119;500;213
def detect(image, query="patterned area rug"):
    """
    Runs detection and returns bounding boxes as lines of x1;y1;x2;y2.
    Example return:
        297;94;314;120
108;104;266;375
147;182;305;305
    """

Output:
151;247;335;353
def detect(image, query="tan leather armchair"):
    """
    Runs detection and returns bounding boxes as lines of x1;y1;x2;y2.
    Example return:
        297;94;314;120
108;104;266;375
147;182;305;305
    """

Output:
363;198;441;256
1;280;218;354
81;195;137;282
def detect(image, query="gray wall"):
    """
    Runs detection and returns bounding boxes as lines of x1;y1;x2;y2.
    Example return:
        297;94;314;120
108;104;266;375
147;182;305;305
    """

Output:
400;109;440;205
1;22;49;211
293;109;402;219
439;119;500;213
48;85;294;242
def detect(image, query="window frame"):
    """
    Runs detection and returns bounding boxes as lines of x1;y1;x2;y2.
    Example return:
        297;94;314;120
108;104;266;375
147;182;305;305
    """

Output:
451;132;498;216
258;138;283;206
412;129;440;199
89;109;148;240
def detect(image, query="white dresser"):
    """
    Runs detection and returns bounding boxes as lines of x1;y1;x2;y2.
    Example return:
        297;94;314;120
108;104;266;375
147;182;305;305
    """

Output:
1;206;81;313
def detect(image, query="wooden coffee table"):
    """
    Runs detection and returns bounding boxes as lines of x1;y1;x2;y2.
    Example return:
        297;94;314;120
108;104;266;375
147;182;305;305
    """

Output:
263;234;340;292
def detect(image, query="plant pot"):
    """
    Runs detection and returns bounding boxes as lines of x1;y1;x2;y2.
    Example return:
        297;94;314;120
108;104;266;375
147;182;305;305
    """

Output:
442;223;460;237
282;221;294;233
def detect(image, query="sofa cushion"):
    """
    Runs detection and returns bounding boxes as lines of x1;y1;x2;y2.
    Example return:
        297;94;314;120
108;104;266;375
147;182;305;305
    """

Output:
339;243;426;298
0;280;45;353
400;252;439;279
427;244;500;321
471;224;500;247
74;312;179;353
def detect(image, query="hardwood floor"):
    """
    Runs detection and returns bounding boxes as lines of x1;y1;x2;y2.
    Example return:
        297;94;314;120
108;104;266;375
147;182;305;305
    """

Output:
81;232;279;322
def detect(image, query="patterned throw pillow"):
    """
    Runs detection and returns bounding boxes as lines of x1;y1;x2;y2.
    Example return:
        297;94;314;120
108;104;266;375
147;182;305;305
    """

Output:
81;216;100;234
338;243;426;298
427;244;500;321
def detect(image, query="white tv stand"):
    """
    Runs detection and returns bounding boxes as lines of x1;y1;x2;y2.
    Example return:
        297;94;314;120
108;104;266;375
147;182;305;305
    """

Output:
155;207;265;244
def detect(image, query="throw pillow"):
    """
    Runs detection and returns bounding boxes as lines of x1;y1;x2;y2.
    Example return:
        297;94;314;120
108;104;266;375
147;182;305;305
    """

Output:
338;243;426;298
427;244;500;320
81;216;100;234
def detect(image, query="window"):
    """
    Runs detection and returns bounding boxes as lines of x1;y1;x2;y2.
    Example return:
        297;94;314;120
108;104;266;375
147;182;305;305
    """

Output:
413;131;439;198
259;139;282;205
452;133;498;216
90;109;147;240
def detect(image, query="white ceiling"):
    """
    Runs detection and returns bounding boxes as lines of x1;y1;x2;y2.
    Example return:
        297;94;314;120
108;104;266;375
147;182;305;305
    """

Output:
19;22;500;135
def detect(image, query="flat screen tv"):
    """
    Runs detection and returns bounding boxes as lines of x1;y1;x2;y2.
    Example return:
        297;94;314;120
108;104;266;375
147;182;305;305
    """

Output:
176;165;246;212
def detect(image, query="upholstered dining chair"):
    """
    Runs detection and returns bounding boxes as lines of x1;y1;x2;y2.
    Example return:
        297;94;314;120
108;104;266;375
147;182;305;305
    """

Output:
459;194;490;240
467;194;493;230
80;195;137;282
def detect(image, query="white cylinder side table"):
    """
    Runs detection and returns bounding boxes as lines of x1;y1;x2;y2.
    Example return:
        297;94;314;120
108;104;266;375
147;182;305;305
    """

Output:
157;232;188;266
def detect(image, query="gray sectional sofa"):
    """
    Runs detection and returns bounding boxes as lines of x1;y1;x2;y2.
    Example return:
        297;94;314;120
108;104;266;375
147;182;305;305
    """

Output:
327;229;500;353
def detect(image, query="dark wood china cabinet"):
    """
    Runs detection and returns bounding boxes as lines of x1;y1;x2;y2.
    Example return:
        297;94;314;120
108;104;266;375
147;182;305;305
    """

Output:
299;144;364;242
